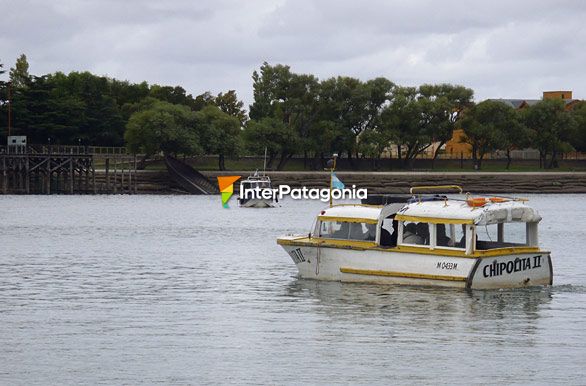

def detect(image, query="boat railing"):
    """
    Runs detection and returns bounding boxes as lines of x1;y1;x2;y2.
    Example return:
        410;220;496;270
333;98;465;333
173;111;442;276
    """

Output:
409;185;463;195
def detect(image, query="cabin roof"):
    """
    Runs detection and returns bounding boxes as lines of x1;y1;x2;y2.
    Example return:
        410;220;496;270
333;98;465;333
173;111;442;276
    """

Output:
241;175;271;182
396;200;542;225
318;204;383;223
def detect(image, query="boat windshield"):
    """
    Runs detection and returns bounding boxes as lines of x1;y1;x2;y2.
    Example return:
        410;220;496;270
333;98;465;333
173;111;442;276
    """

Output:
475;222;530;250
319;221;376;241
243;180;271;190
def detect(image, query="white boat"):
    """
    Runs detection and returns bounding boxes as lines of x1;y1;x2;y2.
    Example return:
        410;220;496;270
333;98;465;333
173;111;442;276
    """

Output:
277;187;553;289
238;171;278;208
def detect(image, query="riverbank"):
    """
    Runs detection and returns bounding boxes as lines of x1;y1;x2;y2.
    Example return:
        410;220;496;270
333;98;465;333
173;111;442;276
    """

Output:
125;170;586;194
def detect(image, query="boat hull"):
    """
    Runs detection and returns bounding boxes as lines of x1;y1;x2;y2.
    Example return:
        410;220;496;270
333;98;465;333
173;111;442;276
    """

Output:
238;198;277;208
278;237;552;289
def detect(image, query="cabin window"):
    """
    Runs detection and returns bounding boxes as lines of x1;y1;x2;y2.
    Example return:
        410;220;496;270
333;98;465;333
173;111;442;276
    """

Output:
475;222;531;250
319;221;376;241
434;224;466;250
435;224;452;247
502;222;527;245
401;221;430;246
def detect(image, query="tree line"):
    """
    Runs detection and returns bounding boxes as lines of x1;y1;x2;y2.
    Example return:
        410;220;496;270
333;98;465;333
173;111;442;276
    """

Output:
2;56;586;170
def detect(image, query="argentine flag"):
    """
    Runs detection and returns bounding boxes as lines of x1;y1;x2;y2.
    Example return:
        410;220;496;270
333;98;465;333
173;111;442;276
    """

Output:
331;173;345;190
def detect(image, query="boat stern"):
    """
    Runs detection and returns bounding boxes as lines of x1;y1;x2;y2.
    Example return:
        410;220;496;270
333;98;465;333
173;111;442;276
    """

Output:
469;252;553;289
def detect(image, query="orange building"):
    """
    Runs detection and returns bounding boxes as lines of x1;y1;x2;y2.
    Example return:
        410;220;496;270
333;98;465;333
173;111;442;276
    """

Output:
444;91;581;157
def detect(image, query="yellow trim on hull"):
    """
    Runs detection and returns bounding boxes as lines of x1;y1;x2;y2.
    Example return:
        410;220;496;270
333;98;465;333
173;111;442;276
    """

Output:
395;214;474;225
396;244;543;257
281;237;377;249
340;267;467;282
318;216;379;224
277;237;545;258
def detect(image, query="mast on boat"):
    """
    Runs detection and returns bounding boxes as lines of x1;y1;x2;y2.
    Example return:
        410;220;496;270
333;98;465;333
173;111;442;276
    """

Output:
328;153;338;208
263;147;267;177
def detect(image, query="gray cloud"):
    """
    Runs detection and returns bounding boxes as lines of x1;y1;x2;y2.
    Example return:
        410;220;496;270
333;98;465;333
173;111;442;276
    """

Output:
1;0;585;108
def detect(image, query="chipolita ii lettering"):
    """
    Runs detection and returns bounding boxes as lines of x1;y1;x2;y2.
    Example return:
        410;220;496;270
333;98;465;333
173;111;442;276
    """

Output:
483;255;542;278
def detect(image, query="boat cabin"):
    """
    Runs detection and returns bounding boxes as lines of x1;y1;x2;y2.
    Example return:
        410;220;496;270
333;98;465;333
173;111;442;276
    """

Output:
240;174;272;191
313;199;542;256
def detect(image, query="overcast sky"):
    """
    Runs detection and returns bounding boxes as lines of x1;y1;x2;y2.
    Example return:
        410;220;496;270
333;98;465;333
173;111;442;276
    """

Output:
1;0;585;108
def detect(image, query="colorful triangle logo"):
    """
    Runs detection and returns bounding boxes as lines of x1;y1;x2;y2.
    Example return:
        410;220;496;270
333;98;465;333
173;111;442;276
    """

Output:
217;176;241;208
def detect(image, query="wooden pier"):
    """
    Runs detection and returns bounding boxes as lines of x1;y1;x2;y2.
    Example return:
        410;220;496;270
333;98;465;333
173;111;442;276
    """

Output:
0;145;138;194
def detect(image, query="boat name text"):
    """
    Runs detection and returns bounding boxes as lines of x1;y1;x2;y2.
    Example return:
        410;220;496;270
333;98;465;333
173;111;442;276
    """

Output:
483;255;542;278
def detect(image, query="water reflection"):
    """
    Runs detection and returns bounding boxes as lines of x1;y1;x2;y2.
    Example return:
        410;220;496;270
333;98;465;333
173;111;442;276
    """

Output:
285;278;553;345
287;278;552;316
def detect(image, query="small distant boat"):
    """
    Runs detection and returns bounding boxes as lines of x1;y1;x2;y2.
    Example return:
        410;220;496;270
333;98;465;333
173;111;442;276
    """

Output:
277;185;553;290
238;147;278;208
238;171;278;208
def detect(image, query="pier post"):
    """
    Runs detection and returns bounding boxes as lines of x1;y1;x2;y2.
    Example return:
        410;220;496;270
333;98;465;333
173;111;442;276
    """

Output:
84;160;89;194
2;156;6;194
18;162;24;191
120;157;126;194
113;156;117;193
69;158;74;194
25;155;30;194
92;163;96;194
127;160;132;194
105;158;110;192
69;156;75;194
134;154;138;194
46;156;51;195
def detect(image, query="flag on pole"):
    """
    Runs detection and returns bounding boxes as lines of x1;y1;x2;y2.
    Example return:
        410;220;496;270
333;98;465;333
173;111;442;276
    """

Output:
331;172;345;190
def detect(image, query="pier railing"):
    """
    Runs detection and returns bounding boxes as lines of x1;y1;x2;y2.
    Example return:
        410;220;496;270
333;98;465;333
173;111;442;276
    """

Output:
0;144;128;156
0;145;138;194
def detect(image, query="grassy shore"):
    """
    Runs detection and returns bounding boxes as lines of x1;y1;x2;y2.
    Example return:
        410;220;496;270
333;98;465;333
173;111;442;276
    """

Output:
139;156;586;173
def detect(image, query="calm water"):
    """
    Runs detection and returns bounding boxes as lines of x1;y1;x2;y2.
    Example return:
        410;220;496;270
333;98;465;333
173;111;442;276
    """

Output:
0;194;585;385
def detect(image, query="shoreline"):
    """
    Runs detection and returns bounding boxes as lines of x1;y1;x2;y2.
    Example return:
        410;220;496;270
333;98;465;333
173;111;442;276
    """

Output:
117;170;586;194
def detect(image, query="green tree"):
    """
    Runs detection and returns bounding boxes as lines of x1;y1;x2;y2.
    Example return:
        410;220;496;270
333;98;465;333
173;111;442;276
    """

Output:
9;54;30;89
523;99;576;168
459;100;517;169
242;117;300;169
149;84;198;108
572;102;586;152
357;127;392;170
48;71;125;145
249;62;293;121
196;105;242;170
499;110;532;169
214;90;247;125
318;76;370;162
418;84;474;166
379;86;428;168
249;62;319;169
375;84;469;169
124;100;201;156
192;91;215;111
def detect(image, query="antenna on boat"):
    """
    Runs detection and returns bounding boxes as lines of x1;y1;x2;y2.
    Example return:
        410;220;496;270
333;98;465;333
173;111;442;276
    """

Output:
263;147;267;176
